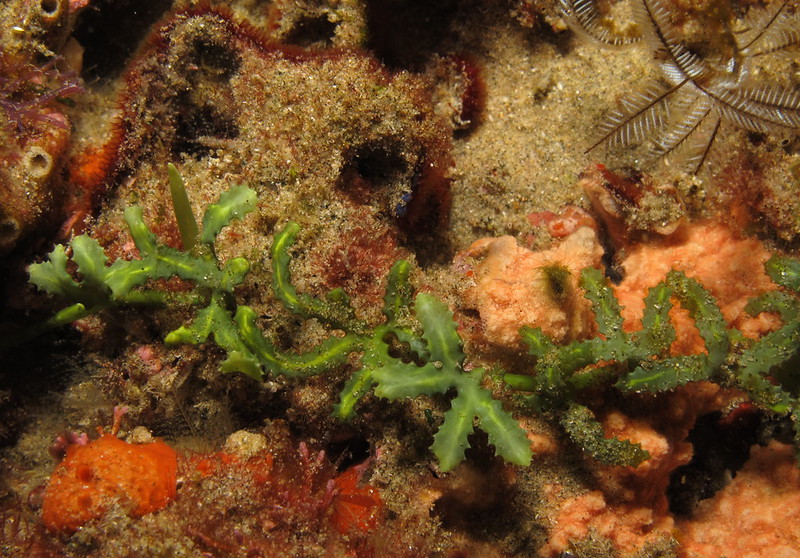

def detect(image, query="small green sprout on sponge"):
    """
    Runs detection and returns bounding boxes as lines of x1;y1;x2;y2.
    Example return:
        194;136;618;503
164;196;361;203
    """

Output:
25;168;532;471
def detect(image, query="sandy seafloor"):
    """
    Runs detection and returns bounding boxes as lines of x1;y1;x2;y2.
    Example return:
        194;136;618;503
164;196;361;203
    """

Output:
1;0;800;556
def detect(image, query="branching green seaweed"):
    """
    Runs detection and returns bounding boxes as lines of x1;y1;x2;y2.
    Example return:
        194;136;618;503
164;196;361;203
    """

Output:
230;221;532;471
25;184;256;333
736;256;800;457
507;258;800;465
21;174;531;471
21;166;800;469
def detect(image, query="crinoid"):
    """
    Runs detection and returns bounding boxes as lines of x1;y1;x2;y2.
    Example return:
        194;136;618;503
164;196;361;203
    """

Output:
561;0;800;172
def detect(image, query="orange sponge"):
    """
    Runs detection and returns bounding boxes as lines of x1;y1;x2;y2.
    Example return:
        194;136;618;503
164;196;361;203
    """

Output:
41;434;177;534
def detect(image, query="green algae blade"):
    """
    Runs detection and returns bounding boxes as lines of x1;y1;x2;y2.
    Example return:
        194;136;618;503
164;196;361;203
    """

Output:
167;163;199;251
561;402;649;467
200;184;257;246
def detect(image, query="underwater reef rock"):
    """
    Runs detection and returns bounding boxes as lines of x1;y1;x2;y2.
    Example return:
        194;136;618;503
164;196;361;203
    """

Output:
615;220;781;349
68;6;453;249
0;105;72;254
3;0;800;556
265;0;368;49
537;383;742;557
0;0;84;254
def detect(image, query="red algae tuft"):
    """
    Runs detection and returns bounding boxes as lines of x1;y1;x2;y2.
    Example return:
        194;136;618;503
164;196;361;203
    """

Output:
331;463;384;534
171;425;405;557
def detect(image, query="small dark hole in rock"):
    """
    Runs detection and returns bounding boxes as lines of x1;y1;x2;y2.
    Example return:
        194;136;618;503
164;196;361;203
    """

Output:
747;132;767;146
667;409;787;516
327;435;371;471
347;142;409;189
284;15;337;48
189;39;242;82
338;141;414;220
30;153;50;171
40;0;59;15
172;102;239;159
365;0;460;69
0;218;20;244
